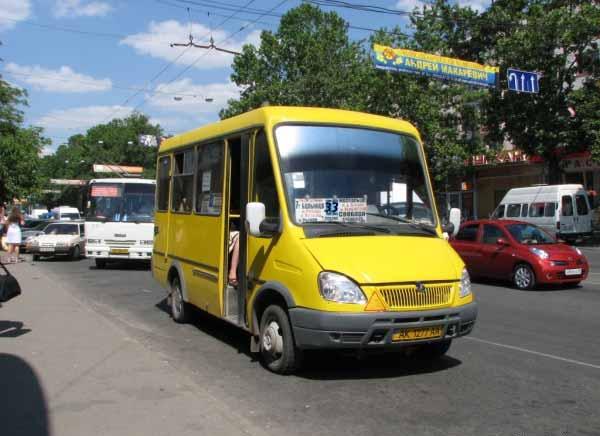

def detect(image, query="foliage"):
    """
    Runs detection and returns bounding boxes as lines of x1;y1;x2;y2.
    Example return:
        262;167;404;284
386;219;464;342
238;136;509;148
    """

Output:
0;77;48;203
220;3;371;118
41;113;163;183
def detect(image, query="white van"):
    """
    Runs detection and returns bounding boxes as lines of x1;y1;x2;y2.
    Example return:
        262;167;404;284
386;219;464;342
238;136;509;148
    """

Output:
492;184;592;240
50;206;81;221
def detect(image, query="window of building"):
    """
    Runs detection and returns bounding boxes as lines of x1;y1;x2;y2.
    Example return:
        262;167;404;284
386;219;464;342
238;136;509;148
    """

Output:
529;202;545;217
196;142;224;215
506;204;521;218
482;224;504;244
157;156;171;211
252;130;280;221
561;195;573;216
455;224;479;242
544;202;556;217
576;194;589;215
171;149;194;213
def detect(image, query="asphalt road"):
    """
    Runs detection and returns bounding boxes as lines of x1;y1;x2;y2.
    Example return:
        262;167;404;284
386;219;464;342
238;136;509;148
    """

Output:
27;248;600;436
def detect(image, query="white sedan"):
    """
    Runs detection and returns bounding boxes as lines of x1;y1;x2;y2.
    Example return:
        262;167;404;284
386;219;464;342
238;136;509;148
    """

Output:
28;222;86;261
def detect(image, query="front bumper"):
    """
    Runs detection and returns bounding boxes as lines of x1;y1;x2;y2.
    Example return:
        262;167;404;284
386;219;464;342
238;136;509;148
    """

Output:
85;245;152;260
289;302;477;349
29;246;73;255
534;262;589;284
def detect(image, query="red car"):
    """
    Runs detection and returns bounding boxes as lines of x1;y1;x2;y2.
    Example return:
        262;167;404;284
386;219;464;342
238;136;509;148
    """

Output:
450;219;589;289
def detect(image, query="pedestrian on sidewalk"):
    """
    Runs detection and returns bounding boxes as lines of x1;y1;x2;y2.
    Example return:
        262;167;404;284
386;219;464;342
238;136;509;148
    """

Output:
5;207;24;264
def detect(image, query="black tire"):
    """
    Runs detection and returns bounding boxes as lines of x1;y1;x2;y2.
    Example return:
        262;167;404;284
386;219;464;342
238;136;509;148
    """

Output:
170;276;190;323
32;254;40;261
259;305;301;374
414;339;452;359
513;263;536;290
95;259;107;269
71;245;81;260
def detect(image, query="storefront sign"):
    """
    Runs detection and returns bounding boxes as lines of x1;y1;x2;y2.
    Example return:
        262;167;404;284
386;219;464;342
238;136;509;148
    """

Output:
372;44;499;88
470;150;538;166
560;156;600;172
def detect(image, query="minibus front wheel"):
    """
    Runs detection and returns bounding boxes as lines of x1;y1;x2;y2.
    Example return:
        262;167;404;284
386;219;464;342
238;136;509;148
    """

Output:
259;305;301;374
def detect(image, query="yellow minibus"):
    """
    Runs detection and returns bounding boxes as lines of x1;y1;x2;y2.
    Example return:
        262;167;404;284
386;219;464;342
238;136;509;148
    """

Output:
153;106;477;374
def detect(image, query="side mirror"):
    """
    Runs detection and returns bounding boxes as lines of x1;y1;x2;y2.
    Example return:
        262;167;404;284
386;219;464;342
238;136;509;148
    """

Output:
448;208;461;236
441;222;455;236
246;202;265;237
496;237;509;246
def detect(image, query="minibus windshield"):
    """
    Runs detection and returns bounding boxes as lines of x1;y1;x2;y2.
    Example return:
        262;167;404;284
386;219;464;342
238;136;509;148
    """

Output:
86;183;155;223
275;125;437;234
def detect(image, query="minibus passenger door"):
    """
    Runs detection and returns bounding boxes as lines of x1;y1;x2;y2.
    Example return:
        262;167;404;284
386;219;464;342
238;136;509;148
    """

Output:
559;195;575;236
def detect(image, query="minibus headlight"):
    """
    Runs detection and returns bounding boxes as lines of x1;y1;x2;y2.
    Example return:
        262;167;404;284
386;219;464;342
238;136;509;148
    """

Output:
87;239;101;244
459;268;472;298
318;272;366;304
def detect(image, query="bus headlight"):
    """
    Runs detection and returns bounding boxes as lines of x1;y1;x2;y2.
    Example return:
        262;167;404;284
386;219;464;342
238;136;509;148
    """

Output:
459;268;472;298
318;272;366;304
87;239;101;244
140;240;153;245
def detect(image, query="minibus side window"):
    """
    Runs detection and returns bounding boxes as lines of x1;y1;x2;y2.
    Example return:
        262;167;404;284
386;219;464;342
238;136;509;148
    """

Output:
544;202;556;217
521;204;528;217
492;205;505;219
529;202;545;218
157;156;171;211
196;142;224;215
506;204;521;218
252;131;279;221
575;195;589;215
561;196;573;216
171;149;194;213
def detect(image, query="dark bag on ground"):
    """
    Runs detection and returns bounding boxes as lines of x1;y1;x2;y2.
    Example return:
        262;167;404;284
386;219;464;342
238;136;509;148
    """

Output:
0;261;21;302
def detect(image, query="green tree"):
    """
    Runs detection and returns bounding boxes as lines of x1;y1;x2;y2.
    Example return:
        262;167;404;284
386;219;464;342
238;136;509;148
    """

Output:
474;0;600;181
220;3;371;118
0;77;48;203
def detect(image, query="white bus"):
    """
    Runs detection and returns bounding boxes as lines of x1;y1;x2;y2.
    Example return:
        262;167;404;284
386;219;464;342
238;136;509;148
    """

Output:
84;178;156;268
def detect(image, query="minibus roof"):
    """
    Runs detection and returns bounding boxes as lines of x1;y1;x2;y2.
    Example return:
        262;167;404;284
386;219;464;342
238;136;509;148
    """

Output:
89;178;155;185
158;106;421;153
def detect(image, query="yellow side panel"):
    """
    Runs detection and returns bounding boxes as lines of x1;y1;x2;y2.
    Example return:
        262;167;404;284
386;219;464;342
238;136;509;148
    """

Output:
167;213;224;316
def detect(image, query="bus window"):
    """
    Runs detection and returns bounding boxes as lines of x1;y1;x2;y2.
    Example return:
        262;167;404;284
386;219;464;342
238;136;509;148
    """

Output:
157;156;171;211
544;202;556;217
172;149;194;213
492;204;505;219
252;131;279;220
521;204;528;217
529;203;545;217
561;196;573;216
196;142;224;215
576;195;589;215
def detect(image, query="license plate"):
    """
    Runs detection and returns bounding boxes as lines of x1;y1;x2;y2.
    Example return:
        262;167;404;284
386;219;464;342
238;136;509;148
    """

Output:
564;268;582;276
40;247;54;252
392;326;443;342
110;248;129;255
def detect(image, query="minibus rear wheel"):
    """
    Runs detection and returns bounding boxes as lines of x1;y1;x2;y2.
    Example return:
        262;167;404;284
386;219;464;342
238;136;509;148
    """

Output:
170;276;190;323
259;305;300;374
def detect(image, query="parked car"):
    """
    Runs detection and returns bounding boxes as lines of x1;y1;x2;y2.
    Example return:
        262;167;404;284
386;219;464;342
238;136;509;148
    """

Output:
20;220;51;252
27;222;85;261
491;184;593;241
50;206;81;221
450;219;588;289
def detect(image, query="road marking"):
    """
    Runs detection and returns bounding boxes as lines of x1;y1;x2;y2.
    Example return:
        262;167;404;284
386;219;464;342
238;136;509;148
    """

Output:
465;336;600;370
141;288;153;293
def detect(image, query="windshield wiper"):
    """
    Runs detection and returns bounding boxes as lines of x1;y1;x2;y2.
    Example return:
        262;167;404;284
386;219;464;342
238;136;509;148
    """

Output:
367;213;438;236
320;221;392;234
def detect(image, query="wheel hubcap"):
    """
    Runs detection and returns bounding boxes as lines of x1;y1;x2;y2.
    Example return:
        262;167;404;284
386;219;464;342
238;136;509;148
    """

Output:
172;285;183;315
262;321;283;356
515;268;531;288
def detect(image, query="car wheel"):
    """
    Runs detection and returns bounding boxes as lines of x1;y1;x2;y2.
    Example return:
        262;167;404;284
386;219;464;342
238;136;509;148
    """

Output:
170;276;189;323
95;259;107;269
414;339;452;359
71;245;81;260
513;263;536;290
259;305;301;374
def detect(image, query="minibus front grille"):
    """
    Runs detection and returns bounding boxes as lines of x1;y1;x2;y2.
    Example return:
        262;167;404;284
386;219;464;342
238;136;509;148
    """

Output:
378;284;453;309
104;239;136;246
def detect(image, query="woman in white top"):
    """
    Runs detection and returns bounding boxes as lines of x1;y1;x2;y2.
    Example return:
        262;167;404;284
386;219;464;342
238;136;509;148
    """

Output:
5;207;24;263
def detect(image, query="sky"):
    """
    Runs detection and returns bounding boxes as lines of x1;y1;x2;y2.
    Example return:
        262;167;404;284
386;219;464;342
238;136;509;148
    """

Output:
0;0;491;155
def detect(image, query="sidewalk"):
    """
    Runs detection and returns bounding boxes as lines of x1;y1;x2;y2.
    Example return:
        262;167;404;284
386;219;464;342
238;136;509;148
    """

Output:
0;261;265;436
